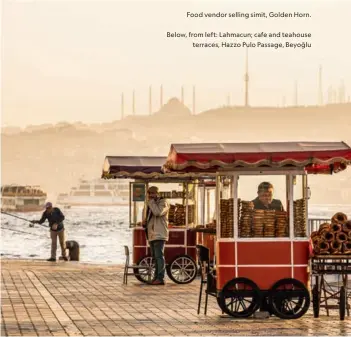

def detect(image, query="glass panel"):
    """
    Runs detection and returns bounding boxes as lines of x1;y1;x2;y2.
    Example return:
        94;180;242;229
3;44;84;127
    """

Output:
219;176;234;238
196;184;204;226
195;181;216;228
293;175;307;238
237;175;288;238
206;187;216;226
130;182;146;227
188;182;197;226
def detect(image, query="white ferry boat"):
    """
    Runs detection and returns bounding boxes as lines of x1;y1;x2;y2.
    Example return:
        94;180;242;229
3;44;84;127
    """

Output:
56;178;130;207
1;185;47;212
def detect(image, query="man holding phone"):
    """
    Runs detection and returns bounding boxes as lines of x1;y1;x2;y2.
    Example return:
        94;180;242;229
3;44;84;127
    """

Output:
142;186;170;285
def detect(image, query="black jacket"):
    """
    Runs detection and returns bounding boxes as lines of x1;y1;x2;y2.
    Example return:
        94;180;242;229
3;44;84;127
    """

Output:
38;207;65;231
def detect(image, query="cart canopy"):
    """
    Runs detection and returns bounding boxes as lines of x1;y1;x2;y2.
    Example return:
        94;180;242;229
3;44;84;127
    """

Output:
163;141;351;174
102;156;166;178
102;156;216;179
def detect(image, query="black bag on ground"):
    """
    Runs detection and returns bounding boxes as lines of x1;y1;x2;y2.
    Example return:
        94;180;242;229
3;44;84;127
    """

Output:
65;240;80;261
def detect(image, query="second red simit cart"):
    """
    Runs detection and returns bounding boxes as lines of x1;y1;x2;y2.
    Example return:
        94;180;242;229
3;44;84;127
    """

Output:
102;155;216;284
163;141;351;319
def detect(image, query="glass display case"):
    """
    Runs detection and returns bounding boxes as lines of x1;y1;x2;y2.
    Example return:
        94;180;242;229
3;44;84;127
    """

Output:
237;175;288;238
215;170;309;240
129;180;198;228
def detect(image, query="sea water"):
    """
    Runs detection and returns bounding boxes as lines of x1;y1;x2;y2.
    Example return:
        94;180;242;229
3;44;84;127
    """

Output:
1;204;350;264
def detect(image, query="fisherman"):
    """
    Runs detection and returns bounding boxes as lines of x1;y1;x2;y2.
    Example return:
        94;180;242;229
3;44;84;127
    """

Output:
142;186;170;285
252;182;284;211
31;202;68;262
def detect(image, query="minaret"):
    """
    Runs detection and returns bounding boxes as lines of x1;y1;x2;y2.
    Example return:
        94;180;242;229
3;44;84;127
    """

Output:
227;94;231;107
181;86;184;104
149;85;152;115
327;86;333;104
192;85;196;115
333;89;337;104
244;47;249;107
160;85;163;109
339;80;345;103
294;81;298;106
132;90;135;115
121;93;124;119
318;65;323;106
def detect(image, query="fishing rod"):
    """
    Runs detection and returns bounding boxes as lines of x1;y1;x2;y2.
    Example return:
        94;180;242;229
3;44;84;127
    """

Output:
1;225;47;237
1;211;48;228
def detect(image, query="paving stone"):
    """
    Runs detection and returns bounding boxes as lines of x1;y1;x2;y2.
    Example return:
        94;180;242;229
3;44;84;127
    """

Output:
1;259;350;336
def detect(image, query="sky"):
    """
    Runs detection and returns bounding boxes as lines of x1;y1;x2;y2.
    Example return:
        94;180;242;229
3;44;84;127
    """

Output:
2;0;351;127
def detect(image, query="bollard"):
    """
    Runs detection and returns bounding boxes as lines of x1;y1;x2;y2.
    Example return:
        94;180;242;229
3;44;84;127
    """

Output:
65;240;80;261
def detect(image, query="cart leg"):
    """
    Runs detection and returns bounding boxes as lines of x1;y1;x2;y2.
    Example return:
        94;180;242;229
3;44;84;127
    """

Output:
339;286;346;321
197;281;203;315
321;276;329;316
342;274;350;317
312;275;320;318
204;292;209;316
258;294;271;314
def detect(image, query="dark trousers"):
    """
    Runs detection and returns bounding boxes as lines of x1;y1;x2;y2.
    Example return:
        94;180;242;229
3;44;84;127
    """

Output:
150;240;166;281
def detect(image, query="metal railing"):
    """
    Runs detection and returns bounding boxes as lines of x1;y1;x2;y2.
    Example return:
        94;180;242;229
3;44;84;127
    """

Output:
308;218;330;233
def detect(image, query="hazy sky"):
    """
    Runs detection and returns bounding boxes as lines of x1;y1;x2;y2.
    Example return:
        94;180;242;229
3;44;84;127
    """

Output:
2;0;351;127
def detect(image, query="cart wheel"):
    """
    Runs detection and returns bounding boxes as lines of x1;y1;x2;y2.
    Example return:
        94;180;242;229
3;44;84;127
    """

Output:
268;278;310;319
339;286;346;321
219;277;261;318
312;284;320;318
134;255;155;283
166;255;197;284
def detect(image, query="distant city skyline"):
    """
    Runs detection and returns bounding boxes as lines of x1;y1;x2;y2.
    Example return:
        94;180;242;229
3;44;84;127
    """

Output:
2;0;351;127
3;99;350;129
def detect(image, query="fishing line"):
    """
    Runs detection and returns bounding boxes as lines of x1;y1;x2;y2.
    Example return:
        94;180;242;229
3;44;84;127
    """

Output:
1;211;48;229
1;225;47;238
1;211;33;222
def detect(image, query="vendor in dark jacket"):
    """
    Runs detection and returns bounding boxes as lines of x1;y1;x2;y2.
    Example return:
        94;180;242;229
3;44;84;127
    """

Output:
31;202;68;262
252;182;284;211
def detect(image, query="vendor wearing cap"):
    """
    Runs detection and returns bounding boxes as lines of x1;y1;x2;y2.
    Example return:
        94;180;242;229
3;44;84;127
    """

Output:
31;202;68;262
252;182;284;211
142;186;170;285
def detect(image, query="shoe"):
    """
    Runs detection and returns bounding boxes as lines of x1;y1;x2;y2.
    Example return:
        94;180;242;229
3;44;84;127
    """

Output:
62;257;68;261
151;280;165;285
47;258;56;262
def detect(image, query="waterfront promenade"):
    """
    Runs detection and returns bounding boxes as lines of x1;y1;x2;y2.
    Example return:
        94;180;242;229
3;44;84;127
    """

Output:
1;259;350;336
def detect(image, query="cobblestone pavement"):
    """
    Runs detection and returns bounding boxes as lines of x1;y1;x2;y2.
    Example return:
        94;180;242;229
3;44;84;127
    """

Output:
1;259;350;336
